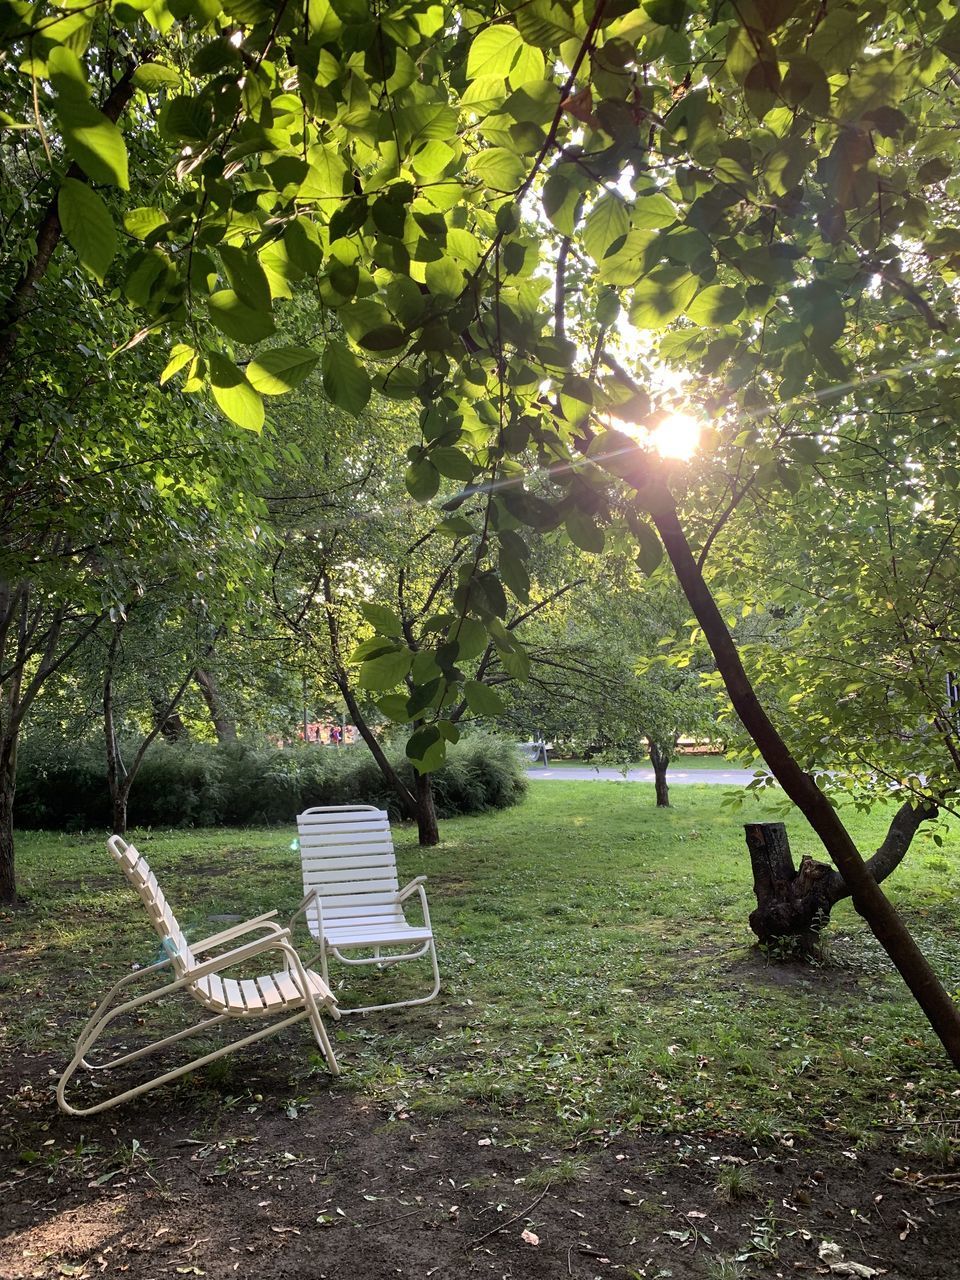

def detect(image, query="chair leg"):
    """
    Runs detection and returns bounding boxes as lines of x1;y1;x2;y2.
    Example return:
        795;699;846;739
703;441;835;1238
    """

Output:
82;1014;232;1072
334;940;441;1016
306;1007;340;1075
58;1011;310;1117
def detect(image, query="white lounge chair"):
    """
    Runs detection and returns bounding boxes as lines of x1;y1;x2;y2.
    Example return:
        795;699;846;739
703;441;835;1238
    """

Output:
290;805;440;1014
58;835;340;1116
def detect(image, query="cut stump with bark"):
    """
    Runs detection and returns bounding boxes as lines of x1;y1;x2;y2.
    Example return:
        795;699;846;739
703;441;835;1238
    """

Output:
745;822;838;953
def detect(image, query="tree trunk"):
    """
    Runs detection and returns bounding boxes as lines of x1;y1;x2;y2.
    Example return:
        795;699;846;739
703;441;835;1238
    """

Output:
111;790;129;837
195;668;237;742
151;693;188;743
745;822;837;953
415;770;440;846
334;675;417;822
104;629;126;834
0;749;16;904
649;740;670;807
647;483;960;1072
745;802;937;953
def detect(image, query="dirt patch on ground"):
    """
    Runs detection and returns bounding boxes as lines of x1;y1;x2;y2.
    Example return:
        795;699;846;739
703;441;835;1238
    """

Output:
723;950;865;997
1;1045;956;1280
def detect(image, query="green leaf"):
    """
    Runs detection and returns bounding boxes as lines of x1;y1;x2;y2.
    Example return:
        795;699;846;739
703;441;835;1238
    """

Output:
124;206;167;240
377;693;410;723
208;290;276;343
360;603;404;636
498;550;530;602
807;7;862;74
467;26;523;80
321;341;371;416
405;459;441;501
57;178;116;282
358;325;406;352
686;285;743;326
300;146;349;200
219;244;271;310
350;637;397;663
582;193;630;261
542;171;582;236
644;0;687;27
515;0;578;47
160;344;194;385
424;256;464;298
247;346;319;395
358;647;413;690
628;267;698;330
158;96;212;144
450;617;488;660
917;158;951;186
631;192;678;230
634;519;663;576
133;62;181;91
782;55;831;115
431;446;475;480
469;147;527;192
436;514;477;537
208;353;265;432
464;680;507;717
437;719;460;744
54;99;129;188
565;511;605;553
405;725;446;773
499;642;530;680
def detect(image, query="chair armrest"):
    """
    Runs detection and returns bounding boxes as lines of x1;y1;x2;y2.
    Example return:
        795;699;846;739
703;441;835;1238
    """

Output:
192;911;282;954
121;931;338;1020
397;876;427;902
287;888;324;934
188;928;295;980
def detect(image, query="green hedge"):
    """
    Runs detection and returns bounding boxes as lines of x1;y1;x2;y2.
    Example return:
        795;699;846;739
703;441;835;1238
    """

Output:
14;732;527;830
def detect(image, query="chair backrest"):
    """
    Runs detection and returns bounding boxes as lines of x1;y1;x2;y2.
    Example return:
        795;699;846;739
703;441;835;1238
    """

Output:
107;835;196;977
296;806;400;933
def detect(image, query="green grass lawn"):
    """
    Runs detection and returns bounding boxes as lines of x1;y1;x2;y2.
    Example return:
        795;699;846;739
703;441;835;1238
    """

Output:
4;783;959;1153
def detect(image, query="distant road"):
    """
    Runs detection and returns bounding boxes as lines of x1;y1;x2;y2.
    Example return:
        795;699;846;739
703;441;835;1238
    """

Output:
525;765;761;786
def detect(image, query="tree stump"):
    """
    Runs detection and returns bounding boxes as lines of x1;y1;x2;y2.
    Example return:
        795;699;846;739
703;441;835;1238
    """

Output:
744;822;838;954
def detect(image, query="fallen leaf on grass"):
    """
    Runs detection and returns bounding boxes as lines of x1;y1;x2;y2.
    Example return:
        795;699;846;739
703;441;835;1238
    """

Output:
520;1229;540;1246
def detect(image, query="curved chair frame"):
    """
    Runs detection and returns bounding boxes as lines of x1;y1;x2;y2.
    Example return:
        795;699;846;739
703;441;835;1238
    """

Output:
58;837;339;1116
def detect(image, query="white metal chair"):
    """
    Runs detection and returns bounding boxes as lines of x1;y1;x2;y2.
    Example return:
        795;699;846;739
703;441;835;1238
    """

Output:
57;835;340;1116
290;805;439;1014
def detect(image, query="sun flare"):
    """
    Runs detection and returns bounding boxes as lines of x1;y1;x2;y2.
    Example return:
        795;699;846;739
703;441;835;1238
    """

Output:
609;411;702;462
650;412;702;461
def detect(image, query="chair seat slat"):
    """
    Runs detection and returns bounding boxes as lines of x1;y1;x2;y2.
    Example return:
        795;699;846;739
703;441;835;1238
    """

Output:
240;979;263;1011
295;805;438;1013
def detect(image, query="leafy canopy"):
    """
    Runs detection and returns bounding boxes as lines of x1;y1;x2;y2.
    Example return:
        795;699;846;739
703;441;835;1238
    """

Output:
5;0;960;776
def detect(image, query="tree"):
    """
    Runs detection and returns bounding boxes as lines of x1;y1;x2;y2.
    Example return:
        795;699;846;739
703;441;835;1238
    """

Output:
0;298;268;895
6;1;960;1063
264;377;583;842
504;569;719;805
99;608;228;833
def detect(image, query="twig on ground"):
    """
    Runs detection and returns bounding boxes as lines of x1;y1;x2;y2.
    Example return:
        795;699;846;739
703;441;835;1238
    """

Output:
465;1184;551;1249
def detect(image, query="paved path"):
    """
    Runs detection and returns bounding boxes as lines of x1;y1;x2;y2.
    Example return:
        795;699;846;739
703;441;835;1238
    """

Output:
525;765;761;785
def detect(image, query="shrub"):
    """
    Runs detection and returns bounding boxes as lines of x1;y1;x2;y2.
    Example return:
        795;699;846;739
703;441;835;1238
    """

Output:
14;732;527;830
